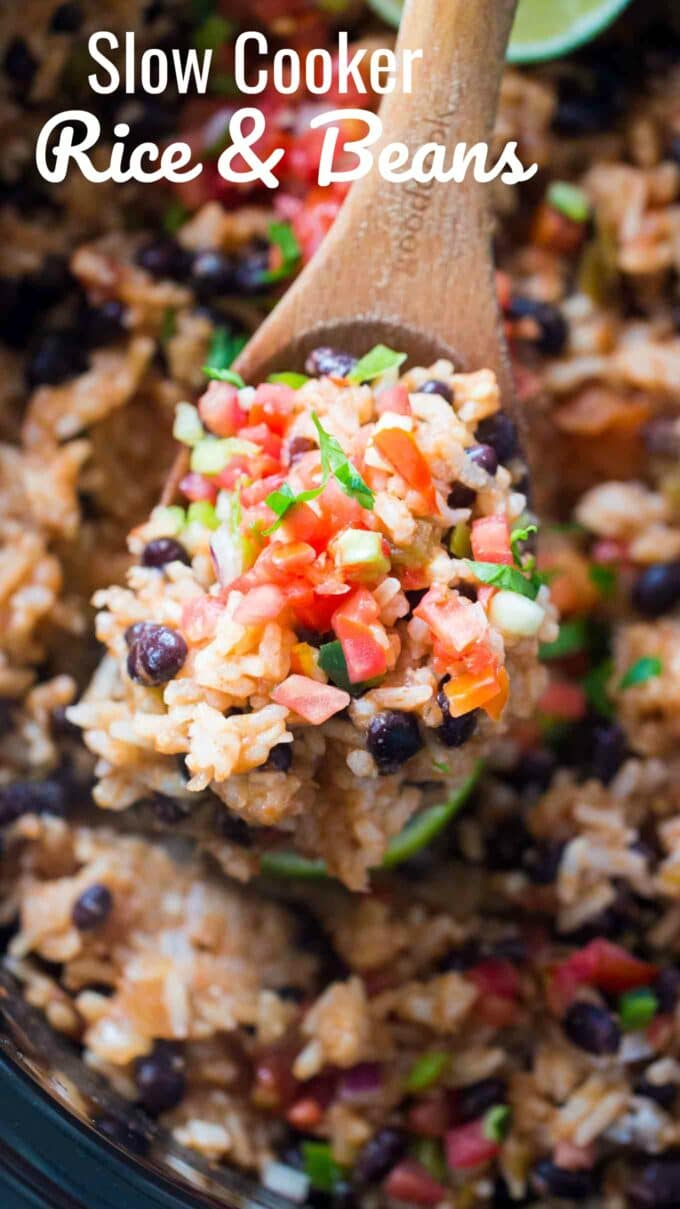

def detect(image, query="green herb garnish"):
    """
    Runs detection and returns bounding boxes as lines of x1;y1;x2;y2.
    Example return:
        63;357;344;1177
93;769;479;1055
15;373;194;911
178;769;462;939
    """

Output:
589;563;617;599
160;307;176;346
317;640;381;695
268;372;310;390
618;987;657;1032
583;658;614;718
619;656;662;690
411;1139;447;1183
302;1143;345;1193
263;412;374;534
510;522;538;572
348;344;407;384
163;202;188;235
482;1105;511;1143
547;181;591;224
405;1052;449;1093
193;12;234;51
207;326;247;373
264;221;302;284
203;366;246;388
465;560;541;600
539;618;589;662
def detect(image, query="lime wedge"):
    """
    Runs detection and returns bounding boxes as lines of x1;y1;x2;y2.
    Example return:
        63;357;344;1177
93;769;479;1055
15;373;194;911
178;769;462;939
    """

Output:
507;0;633;63
365;0;633;65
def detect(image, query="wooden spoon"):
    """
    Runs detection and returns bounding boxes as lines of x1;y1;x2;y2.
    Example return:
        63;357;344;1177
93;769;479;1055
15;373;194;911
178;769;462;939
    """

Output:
163;0;518;502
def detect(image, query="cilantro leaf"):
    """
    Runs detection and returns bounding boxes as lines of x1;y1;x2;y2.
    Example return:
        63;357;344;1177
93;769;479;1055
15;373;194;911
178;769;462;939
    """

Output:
264;221;301;284
347;344;407;384
312;413;374;509
268;372;309;389
583;658;614;718
619;656;662;690
510;522;538;570
589;563;617;598
539;618;589;661
465;560;540;600
203;366;246;388
206;325;247;374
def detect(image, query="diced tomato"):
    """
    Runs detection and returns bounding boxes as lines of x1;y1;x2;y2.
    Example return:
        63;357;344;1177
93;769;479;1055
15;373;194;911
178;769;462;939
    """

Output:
239;423;283;462
214;457;252;491
272;675;350;724
551;940;658;1011
384;1160;447;1207
400;567;429;592
334;615;388;684
291;187;343;262
375;385;412;418
287;581;346;633
269;541;317;575
407;1093;451;1138
538;680;587;721
531;201;586;255
180;472;217;503
471;516;512;565
446;1121;500;1171
198;381;246;438
240;474;286;508
317;475;365;531
249;383;296;435
496;271;512;313
234;584;287;625
180;594;224;643
468;960;520;1001
282;501;334;554
332;587;380;628
591;538;628;565
415;586;488;655
373;427;437;513
286;1098;323;1129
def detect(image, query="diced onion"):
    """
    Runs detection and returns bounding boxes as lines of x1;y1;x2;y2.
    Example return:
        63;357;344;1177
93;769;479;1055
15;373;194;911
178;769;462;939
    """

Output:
262;1162;310;1203
210;523;244;586
488;589;545;637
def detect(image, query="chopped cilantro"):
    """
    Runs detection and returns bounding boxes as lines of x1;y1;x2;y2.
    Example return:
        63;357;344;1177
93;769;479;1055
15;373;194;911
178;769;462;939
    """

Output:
193;13;234;51
583;658;614;719
618;987;657;1031
162;201;188;235
312;413;374;510
482;1105;511;1143
347;344;407;384
465;560;541;600
206;325;247;374
539;618;589;661
432;759;451;775
268;372;310;389
160;307;176;346
589;563;617;598
510;522;538;572
302;1142;345;1193
547;181;591;224
203;366;246;389
264;221;301;284
619;656;662;690
405;1051;449;1093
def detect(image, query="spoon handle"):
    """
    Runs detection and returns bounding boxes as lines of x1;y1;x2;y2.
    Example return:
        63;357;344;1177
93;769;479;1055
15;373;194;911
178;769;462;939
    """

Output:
237;0;518;396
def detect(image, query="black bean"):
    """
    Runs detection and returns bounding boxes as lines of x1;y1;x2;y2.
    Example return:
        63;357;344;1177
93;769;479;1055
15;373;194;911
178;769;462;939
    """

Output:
266;743;293;773
212;805;253;848
305;347;358;379
354;1128;407;1184
487;817;531;871
136;238;189;281
189;249;236;300
508;748;557;795
524;840;564;885
563;1001;620;1055
366;711;423;774
141;538;190;569
552;59;626;136
508;297;568;357
466;443;498;476
233;245;270;296
631;562;680;618
475;413;519;464
135;1042;186;1115
83;300;126;347
634;1078;677;1110
655;967;680;1013
0;779;66;825
127;624;187;685
629;1157;680;1208
50;3;84;32
643;416;680;460
94;1115;150;1156
276;985;306;1003
439;940;482;972
420;379;452;403
532;1159;595;1201
26;329;89;389
447;482;476;509
124;621;156;649
4;37;38;87
437;680;478;749
151;793;188;825
31;255;73;307
72;883;113;931
457;1077;507;1122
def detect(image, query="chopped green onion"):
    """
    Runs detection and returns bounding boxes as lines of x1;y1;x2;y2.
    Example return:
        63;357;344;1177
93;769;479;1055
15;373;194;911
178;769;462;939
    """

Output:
450;522;472;559
163;202;188;235
539;618;589;661
301;1142;345;1193
190;437;258;475
405;1052;449;1093
260;761;483;880
583;658;614;719
588;563;617;599
173;403;204;447
151;505;186;536
547;181;591;224
348;344;407;385
268;372;310;390
193;12;234;51
202;365;246;388
619;656;662;691
264;221;302;284
187;501;219;530
207;326;247;374
482;1104;511;1143
465;560;541;600
618;987;658;1031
